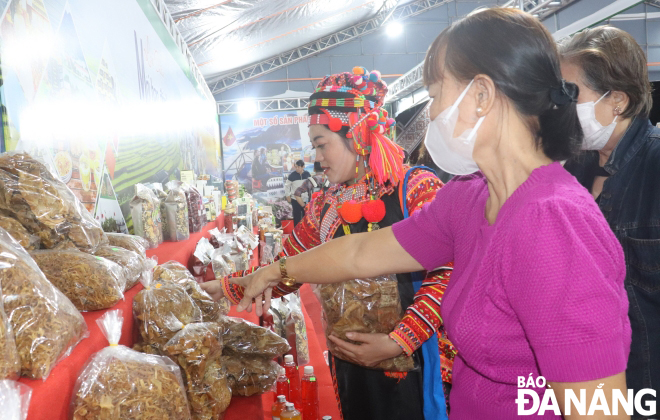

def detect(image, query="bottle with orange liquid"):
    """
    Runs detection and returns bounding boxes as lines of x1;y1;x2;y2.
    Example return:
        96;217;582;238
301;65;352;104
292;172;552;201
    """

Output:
284;355;302;409
281;402;302;420
272;395;288;420
274;367;290;402
301;366;319;420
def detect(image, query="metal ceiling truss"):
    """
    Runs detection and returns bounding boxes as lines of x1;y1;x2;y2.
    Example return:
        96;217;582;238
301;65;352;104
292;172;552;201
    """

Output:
395;101;431;153
209;0;453;95
149;0;213;100
502;0;577;20
386;0;576;104
217;97;310;115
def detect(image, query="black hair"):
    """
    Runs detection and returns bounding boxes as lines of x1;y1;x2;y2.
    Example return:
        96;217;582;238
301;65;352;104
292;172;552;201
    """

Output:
308;107;354;151
313;161;323;172
295;160;305;167
424;7;583;161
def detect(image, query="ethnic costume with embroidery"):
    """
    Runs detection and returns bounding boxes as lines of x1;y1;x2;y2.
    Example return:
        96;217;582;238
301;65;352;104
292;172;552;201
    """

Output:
221;68;455;420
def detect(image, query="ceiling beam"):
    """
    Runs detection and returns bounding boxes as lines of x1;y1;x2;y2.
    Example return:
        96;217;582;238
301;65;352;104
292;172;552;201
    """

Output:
209;0;453;95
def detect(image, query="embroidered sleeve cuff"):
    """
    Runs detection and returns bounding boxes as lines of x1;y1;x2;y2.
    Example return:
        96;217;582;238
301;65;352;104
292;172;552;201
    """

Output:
389;329;416;357
221;276;244;305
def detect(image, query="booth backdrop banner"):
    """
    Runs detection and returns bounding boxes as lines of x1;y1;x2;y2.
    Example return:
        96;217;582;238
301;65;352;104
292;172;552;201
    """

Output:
0;0;220;234
220;110;314;208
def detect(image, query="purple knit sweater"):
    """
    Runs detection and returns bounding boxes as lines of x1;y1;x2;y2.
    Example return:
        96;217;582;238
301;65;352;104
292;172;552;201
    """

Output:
392;162;631;419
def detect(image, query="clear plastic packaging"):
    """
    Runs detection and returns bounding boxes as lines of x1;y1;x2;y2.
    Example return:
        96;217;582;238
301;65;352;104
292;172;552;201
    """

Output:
31;250;125;311
167;181;204;234
70;310;192;420
0;213;39;251
0;229;87;379
129;184;163;249
153;261;227;321
0;152;106;252
286;294;310;366
317;275;415;372
93;245;149;292
222;317;290;358
163;323;231;419
222;355;280;397
163;186;190;242
0;286;20;380
0;380;32;420
106;233;148;257
133;271;202;350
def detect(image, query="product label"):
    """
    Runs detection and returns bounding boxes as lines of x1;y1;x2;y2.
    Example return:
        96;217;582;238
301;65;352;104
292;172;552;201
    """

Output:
112;247;120;251
310;378;316;382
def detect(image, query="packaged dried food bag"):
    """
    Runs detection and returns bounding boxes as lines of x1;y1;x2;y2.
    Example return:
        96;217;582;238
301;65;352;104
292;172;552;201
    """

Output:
163;186;190;242
163;323;231;419
129;184;163;249
154;261;226;321
0;153;106;252
70;310;192;420
0;380;32;420
0;229;87;379
133;271;202;350
106;233;148;257
317;274;415;372
0;213;39;251
0;285;20;380
93;245;149;292
222;317;290;359
221;354;279;397
187;186;205;233
285;294;309;366
31;250;125;311
266;298;289;340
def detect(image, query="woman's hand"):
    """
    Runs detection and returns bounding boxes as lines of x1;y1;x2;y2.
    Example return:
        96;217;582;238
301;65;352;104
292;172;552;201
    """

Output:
199;280;224;301
328;332;404;367
230;263;281;316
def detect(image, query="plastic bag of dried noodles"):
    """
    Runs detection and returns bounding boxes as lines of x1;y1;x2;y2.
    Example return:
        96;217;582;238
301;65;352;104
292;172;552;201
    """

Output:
93;245;150;292
106;233;148;257
0;152;106;252
0;283;20;380
133;270;202;351
0;229;87;379
70;310;191;420
31;249;125;311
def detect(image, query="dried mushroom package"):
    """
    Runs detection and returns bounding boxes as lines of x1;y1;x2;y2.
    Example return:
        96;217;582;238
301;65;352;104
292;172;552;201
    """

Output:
221;354;279;397
129;184;163;249
222;317;290;358
93;245;148;292
0;153;106;252
133;272;202;350
70;310;192;420
154;261;226;321
318;275;415;372
0;285;20;380
0;230;87;379
0;380;32;420
163;187;190;242
31;250;125;311
106;233;148;257
163;323;231;419
0;213;39;251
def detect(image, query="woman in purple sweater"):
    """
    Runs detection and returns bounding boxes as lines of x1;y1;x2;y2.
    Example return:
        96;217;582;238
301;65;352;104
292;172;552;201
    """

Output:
232;8;632;419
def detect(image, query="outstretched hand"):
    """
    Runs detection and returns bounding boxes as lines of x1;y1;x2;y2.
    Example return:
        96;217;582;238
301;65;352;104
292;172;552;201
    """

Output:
230;263;281;316
328;332;404;367
199;280;224;301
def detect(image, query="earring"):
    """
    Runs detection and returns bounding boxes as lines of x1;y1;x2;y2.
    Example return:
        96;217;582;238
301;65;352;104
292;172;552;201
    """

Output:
476;107;483;115
614;106;621;115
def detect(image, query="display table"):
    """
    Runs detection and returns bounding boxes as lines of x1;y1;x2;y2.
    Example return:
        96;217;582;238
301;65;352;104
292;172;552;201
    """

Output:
18;218;341;420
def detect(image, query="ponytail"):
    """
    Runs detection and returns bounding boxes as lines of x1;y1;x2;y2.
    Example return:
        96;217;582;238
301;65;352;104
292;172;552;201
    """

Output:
538;80;583;161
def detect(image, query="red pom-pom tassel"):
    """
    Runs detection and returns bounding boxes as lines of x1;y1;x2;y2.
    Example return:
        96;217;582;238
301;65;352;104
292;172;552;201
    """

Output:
362;199;386;223
339;200;363;224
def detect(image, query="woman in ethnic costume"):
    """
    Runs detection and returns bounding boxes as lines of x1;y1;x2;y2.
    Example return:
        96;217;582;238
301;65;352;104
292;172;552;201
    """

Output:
203;68;455;420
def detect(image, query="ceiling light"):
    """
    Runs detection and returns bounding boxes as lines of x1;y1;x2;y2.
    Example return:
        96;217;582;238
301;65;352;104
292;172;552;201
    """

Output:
549;1;561;5
237;100;258;117
386;22;403;37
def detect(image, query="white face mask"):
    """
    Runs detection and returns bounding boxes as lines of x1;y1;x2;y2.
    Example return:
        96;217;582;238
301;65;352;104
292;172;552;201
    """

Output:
576;91;618;150
424;79;485;175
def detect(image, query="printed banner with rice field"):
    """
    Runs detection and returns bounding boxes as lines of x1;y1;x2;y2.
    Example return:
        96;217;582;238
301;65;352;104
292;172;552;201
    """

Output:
0;0;220;234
